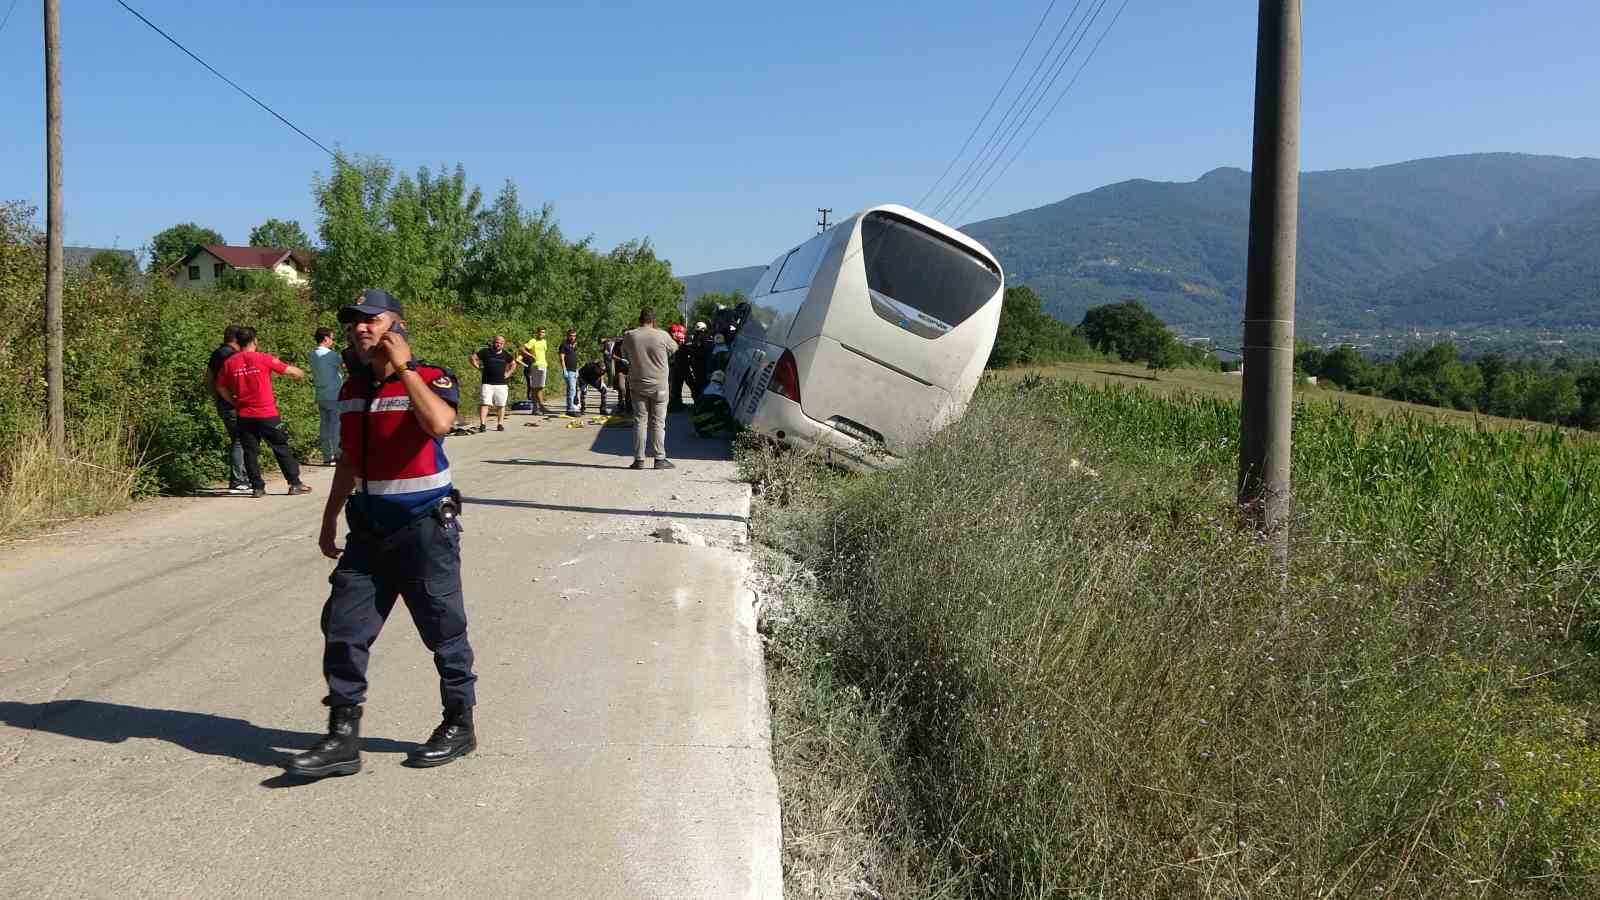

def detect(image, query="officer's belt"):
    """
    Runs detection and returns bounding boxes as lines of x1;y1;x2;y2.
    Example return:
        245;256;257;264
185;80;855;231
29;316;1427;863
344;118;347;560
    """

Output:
348;489;463;543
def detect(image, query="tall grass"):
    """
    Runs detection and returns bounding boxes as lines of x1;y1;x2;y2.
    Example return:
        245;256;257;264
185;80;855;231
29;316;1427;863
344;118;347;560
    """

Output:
750;378;1600;898
0;413;144;540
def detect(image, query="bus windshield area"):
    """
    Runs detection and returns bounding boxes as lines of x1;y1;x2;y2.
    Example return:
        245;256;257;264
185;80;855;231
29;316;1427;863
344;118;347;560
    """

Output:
860;213;1001;337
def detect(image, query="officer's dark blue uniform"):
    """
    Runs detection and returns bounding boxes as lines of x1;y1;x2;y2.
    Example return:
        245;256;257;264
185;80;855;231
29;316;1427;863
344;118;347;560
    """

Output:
288;289;479;779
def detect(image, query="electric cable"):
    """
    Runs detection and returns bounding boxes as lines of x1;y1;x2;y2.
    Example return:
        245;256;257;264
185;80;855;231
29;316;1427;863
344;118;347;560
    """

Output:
939;0;1109;221
949;0;1131;225
115;0;337;158
0;0;22;36
915;0;1060;211
929;0;1093;218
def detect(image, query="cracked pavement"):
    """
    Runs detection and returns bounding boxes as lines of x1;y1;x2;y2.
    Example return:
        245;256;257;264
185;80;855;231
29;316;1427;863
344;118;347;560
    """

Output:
0;411;781;898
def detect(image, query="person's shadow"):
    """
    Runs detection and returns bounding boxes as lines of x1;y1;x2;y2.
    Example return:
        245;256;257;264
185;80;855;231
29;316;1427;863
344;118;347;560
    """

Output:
0;700;417;788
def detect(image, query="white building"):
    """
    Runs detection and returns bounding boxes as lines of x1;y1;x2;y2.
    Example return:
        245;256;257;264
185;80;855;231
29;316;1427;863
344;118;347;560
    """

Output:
169;245;311;289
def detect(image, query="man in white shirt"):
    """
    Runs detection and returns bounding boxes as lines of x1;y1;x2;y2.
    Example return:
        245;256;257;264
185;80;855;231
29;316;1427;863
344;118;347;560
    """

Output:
309;327;345;464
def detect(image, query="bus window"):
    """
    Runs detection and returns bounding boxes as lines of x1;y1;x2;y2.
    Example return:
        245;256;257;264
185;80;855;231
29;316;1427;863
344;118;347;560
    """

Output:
860;212;1000;336
771;232;830;294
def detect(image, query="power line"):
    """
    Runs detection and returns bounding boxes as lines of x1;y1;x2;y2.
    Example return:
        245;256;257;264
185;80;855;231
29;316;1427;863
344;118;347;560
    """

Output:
934;0;1107;219
914;0;1060;211
114;0;337;158
928;0;1093;218
950;0;1131;225
934;0;1126;224
0;0;22;36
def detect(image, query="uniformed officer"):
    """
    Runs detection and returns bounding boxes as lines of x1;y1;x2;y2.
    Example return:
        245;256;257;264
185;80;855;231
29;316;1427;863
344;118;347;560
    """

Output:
287;288;480;778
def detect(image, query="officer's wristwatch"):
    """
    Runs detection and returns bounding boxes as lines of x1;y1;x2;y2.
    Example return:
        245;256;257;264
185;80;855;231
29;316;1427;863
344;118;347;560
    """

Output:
402;360;418;373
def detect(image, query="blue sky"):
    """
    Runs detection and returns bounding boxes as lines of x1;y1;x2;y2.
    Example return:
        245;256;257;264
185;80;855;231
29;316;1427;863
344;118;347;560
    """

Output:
2;1;1597;275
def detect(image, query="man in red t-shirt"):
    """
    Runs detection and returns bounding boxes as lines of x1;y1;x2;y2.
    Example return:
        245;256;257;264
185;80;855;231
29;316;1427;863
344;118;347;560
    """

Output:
215;326;310;498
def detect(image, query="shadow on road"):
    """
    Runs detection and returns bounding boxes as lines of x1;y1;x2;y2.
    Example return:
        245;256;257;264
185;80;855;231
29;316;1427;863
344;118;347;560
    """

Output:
481;458;625;471
460;495;745;522
0;700;415;783
586;411;735;462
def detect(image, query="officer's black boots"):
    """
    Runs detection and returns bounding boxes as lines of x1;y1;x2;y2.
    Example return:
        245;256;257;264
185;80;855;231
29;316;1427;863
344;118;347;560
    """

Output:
404;706;477;768
287;704;363;778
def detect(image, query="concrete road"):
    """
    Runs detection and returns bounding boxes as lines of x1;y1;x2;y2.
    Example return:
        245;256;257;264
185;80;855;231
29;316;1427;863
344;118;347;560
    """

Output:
0;410;780;898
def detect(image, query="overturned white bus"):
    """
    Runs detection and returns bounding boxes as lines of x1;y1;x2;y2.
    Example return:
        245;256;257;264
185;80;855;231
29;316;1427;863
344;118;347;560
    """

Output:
722;204;1004;468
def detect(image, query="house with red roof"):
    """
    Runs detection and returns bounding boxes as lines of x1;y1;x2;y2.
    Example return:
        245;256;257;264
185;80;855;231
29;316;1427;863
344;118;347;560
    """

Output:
169;244;312;289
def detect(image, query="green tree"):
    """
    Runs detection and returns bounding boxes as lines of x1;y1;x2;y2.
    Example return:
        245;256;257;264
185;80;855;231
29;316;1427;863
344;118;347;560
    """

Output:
313;155;401;308
247;218;313;251
88;250;138;287
149;223;224;273
689;290;745;329
1319;344;1373;390
1078;299;1172;363
460;181;571;317
1145;338;1184;379
1522;372;1581;423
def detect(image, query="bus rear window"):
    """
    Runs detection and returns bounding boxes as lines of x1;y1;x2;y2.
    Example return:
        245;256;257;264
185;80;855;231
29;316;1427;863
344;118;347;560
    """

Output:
860;212;1000;336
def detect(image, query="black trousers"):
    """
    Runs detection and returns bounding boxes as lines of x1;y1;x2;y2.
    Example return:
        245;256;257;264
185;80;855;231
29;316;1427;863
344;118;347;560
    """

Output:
236;415;302;490
668;361;687;410
322;506;477;710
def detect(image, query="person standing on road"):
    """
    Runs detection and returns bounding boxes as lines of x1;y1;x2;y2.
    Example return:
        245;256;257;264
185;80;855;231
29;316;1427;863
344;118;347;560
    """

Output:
469;335;518;432
619;308;680;470
309;327;344;465
288;288;479;779
558;329;581;415
207;324;249;494
668;322;690;411
519;327;550;415
215;326;311;498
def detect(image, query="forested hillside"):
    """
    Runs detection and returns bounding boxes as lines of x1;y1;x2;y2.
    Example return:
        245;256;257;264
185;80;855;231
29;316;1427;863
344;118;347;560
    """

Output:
959;153;1600;334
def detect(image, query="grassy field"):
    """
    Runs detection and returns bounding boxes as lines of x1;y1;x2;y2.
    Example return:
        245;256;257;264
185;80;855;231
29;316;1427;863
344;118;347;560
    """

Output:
748;375;1600;899
1003;360;1568;433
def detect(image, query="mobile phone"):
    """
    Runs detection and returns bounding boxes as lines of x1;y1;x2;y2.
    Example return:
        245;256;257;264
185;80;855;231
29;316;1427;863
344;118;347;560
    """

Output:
390;322;408;337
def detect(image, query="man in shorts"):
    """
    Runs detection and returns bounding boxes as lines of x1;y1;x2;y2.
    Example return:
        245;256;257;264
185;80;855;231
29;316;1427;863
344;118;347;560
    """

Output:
519;327;550;415
469;335;518;432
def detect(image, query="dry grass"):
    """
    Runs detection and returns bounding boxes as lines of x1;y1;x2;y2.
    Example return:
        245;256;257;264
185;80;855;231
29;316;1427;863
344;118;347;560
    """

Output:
0;414;143;541
742;378;1600;899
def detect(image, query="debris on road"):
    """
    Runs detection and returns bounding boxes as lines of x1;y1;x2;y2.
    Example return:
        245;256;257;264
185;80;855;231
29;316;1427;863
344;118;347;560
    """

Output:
653;523;707;547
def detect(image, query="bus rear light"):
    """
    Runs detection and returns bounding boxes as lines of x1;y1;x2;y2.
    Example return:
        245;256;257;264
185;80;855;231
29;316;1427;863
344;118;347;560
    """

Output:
768;350;802;404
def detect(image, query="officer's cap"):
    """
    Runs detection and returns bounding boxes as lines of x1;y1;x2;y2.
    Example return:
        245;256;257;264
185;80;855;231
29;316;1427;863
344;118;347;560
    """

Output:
338;289;405;324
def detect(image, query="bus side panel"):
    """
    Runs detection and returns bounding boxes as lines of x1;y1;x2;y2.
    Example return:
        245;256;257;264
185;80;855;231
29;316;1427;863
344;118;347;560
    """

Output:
783;220;853;351
792;336;952;457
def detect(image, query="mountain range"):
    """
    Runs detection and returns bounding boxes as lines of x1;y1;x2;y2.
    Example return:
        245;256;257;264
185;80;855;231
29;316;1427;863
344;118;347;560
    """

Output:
678;153;1600;338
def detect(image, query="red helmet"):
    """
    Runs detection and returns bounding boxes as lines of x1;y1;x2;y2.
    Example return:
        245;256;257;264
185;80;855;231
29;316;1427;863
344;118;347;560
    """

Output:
669;323;686;343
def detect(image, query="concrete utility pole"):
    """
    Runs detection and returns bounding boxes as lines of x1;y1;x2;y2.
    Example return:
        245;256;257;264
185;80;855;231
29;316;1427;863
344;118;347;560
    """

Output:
44;0;66;454
816;208;832;233
1237;0;1301;554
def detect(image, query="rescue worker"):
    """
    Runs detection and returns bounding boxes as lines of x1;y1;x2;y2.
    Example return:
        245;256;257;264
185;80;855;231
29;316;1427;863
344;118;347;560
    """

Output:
667;322;690;411
287;288;480;779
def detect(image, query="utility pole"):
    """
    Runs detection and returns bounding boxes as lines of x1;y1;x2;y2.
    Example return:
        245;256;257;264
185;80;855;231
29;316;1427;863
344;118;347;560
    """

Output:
816;208;832;233
1237;0;1301;557
44;0;65;454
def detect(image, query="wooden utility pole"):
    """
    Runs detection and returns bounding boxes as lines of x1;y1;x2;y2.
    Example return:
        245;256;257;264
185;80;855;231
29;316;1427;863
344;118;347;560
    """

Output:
44;0;65;454
1237;0;1301;556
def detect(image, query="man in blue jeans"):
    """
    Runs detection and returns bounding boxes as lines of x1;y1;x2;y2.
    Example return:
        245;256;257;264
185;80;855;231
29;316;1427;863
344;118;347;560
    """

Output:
558;328;580;415
207;325;249;493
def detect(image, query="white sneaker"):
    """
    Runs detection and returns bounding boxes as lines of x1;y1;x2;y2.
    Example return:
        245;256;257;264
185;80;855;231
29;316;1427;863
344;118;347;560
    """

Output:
228;485;251;495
